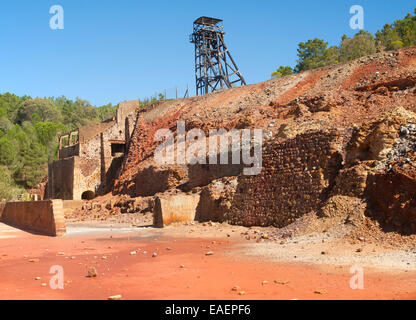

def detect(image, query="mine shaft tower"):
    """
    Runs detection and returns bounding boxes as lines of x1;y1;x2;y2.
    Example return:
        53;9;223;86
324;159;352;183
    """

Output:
190;16;246;96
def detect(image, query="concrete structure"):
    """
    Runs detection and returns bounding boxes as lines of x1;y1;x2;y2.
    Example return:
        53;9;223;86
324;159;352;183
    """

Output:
154;193;201;227
48;100;139;200
0;200;66;236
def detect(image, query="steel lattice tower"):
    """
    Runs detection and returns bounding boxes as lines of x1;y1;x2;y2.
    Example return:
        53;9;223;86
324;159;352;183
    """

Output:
190;16;246;96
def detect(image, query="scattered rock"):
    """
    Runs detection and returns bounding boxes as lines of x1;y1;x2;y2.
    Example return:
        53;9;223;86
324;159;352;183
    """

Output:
108;294;123;300
314;289;327;294
87;267;98;278
274;279;290;285
205;251;214;256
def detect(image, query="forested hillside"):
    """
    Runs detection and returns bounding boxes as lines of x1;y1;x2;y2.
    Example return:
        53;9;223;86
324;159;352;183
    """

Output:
272;7;416;77
0;94;117;200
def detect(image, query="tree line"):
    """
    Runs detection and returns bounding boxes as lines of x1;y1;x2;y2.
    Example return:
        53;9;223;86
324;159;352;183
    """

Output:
272;8;416;78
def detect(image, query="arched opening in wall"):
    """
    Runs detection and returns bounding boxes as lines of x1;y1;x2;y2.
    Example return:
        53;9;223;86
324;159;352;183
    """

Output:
81;190;95;200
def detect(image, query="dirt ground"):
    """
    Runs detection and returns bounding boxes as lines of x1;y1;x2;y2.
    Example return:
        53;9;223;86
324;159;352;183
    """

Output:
0;221;415;300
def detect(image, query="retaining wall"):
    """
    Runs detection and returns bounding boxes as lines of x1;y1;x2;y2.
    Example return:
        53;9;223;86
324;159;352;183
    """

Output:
0;200;66;236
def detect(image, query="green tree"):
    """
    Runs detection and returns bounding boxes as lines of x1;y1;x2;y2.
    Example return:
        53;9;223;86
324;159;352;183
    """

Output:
339;30;377;62
323;46;340;66
97;103;117;121
17;98;62;124
0;117;12;135
0;136;17;166
0;166;22;201
15;140;48;188
271;66;293;78
294;38;330;73
376;8;416;50
34;122;62;146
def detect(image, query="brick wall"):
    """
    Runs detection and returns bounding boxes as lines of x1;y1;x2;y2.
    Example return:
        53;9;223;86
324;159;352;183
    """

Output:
227;130;343;227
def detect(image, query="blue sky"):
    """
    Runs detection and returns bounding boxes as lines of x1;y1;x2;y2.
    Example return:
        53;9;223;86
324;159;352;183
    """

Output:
0;0;414;106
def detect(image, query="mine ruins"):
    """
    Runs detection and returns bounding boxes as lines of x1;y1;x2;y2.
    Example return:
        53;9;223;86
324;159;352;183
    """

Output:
59;46;416;241
1;43;416;300
2;46;416;242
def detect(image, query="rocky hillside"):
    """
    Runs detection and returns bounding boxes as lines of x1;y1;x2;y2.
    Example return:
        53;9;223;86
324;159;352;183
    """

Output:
73;47;416;241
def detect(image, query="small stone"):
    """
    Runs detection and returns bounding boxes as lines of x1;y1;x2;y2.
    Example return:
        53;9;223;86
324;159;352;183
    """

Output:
34;277;41;280
205;251;214;256
152;253;157;258
130;251;137;255
28;258;39;263
41;283;47;287
57;252;65;256
262;280;268;285
238;291;246;295
400;126;410;136
356;248;363;253
87;267;98;278
108;294;122;300
180;264;185;268
274;279;290;285
231;286;241;291
314;289;327;295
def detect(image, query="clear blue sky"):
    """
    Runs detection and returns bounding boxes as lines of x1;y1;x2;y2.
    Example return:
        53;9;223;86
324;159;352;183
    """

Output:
0;0;414;106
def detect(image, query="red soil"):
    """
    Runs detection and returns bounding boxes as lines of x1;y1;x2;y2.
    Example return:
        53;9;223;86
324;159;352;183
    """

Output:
0;224;414;300
277;69;327;106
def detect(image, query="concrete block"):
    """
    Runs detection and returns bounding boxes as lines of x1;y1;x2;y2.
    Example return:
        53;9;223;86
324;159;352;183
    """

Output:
154;193;200;227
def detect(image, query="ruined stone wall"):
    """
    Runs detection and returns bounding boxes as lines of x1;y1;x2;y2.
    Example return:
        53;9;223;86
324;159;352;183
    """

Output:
78;120;116;145
117;100;139;136
59;144;79;159
48;100;139;200
76;121;131;197
227;130;343;227
48;158;75;200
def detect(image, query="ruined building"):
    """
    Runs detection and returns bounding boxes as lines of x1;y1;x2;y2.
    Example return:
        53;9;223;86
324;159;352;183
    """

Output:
47;100;139;200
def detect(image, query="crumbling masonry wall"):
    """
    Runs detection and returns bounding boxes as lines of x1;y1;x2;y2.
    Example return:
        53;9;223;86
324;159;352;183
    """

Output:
227;130;343;227
48;101;139;200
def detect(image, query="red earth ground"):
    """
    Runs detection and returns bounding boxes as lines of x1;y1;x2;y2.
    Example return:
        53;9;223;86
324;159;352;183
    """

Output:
0;223;414;300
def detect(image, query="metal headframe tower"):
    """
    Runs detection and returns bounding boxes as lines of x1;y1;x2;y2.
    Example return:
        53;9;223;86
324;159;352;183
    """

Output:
190;16;246;96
